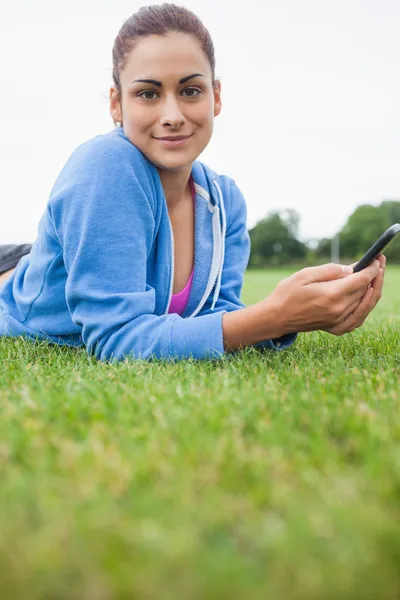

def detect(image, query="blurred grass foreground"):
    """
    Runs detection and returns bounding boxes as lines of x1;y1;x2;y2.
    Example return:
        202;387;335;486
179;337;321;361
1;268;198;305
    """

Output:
0;266;399;600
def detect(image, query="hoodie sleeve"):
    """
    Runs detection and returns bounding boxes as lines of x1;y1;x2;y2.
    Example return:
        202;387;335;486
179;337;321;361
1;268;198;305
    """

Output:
49;139;226;363
198;178;298;352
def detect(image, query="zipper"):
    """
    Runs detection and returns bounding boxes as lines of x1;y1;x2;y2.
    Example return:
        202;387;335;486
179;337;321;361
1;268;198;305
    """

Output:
165;215;175;314
164;179;225;318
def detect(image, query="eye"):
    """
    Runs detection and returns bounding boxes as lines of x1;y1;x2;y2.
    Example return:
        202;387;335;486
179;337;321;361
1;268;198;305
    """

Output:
182;87;202;98
137;90;159;100
136;87;202;100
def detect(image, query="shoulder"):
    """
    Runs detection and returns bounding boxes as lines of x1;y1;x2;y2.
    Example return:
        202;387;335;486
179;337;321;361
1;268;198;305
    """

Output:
64;128;155;179
47;129;163;219
49;128;160;211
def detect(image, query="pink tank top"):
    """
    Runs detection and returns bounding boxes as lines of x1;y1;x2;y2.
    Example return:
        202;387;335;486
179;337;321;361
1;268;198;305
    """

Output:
168;177;195;316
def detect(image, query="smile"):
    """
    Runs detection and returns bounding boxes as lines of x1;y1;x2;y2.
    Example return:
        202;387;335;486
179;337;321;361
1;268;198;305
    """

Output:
153;135;192;147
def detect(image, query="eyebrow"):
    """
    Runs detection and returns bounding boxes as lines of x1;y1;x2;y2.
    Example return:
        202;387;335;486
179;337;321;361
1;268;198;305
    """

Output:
131;73;204;87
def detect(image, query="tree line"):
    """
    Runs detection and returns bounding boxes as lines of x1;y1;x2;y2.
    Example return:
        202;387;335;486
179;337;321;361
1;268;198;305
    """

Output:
248;200;400;267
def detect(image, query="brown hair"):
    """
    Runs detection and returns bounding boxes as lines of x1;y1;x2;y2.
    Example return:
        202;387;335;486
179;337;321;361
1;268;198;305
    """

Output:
112;3;218;102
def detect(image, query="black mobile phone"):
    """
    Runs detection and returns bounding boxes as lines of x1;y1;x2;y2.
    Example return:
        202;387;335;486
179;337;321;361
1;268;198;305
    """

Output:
353;223;400;273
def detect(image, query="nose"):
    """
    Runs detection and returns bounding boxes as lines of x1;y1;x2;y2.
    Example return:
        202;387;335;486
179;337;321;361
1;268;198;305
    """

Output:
159;94;186;129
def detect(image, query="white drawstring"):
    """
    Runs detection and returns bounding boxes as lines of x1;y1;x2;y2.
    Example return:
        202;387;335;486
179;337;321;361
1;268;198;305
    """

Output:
211;180;226;310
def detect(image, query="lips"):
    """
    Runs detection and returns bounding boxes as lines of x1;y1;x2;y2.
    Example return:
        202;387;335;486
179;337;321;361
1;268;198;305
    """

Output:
154;135;192;141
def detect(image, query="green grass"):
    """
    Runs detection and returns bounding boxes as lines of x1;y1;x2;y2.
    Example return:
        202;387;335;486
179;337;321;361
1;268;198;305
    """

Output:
1;267;399;600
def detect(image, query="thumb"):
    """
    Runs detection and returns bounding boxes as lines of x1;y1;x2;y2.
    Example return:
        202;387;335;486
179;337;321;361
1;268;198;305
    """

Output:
299;262;353;284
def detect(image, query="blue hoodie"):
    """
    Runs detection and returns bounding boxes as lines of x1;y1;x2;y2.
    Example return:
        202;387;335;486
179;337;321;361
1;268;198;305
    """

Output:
0;127;297;362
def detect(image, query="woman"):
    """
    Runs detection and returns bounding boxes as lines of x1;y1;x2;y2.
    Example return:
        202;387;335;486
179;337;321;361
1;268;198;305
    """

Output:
0;4;384;362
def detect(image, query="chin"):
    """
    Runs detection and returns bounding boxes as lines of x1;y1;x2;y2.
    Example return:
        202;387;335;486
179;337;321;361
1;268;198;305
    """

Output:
151;154;198;172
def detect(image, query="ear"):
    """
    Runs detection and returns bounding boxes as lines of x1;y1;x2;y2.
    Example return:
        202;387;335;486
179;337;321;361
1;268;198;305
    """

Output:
213;79;222;117
109;87;123;125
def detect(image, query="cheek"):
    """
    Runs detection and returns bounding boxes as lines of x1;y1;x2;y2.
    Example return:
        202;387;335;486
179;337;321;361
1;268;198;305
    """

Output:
193;101;214;123
123;99;151;129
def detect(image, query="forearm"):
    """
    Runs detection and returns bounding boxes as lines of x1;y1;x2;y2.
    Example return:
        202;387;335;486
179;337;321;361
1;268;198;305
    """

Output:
222;299;286;353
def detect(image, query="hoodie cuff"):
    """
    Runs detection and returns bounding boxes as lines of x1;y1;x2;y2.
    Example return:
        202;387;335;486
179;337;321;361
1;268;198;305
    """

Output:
253;332;298;352
168;310;226;360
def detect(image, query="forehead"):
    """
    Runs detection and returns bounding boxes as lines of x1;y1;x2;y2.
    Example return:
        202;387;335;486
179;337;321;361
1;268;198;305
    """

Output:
121;32;211;81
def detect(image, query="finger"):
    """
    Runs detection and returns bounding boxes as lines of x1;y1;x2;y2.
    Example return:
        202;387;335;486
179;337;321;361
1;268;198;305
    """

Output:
369;267;384;305
349;255;385;270
335;260;380;294
340;279;375;322
377;254;386;269
369;264;384;286
326;278;379;335
358;268;384;319
340;286;375;332
299;263;354;284
337;277;374;313
342;296;364;321
327;286;370;335
354;283;376;317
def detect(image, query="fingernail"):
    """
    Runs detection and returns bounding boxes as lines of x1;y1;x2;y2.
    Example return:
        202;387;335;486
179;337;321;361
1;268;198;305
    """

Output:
341;265;353;274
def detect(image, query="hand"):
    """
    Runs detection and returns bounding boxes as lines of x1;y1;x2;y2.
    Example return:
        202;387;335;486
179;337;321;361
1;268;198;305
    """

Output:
323;254;386;336
264;259;381;336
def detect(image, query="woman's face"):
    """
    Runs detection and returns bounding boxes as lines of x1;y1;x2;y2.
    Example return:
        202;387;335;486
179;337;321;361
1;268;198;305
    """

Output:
110;32;221;172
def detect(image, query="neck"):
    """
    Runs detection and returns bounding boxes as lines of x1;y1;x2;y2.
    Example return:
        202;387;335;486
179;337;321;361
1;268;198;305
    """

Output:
157;165;193;212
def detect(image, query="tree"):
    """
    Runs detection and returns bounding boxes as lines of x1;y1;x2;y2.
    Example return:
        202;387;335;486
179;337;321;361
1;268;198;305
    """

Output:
249;210;307;266
315;200;400;262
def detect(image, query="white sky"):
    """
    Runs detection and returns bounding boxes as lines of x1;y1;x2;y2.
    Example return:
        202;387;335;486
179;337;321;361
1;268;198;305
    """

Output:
1;0;399;244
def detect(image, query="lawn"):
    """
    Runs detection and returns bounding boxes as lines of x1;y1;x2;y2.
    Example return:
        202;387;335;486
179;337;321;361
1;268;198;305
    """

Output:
0;267;399;600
